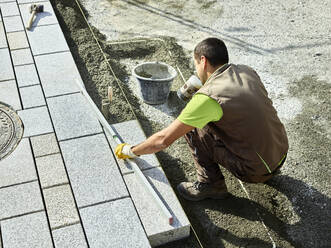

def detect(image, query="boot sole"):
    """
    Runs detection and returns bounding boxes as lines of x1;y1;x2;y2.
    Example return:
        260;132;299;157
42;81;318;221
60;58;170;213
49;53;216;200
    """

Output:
177;185;230;201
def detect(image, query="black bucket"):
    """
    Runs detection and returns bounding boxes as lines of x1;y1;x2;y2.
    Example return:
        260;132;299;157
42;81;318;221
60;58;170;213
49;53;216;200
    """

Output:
132;62;177;105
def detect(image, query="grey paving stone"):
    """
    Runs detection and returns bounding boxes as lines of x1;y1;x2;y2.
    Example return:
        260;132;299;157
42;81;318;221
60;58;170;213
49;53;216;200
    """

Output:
15;64;39;87
26;24;68;55
53;224;88;248
18;106;53;137
34;52;82;97
0;2;19;17
7;31;29;50
0;181;44;220
0;22;7;48
1;211;53;248
47;93;102;141
124;167;190;247
31;133;59;157
60;134;128;208
106;120;160;174
0;0;16;3
11;48;33;65
17;0;46;3
0;80;21;110
80;198;151;248
19;1;58;28
43;184;79;229
0;48;14;81
3;16;23;32
35;153;68;188
19;84;45;109
0;138;37;188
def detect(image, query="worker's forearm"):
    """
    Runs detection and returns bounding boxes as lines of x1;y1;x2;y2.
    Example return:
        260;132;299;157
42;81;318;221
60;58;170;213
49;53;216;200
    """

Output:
131;131;170;156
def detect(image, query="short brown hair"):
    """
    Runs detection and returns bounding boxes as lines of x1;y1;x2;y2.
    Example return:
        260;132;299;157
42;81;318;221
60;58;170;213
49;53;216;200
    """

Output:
194;38;229;67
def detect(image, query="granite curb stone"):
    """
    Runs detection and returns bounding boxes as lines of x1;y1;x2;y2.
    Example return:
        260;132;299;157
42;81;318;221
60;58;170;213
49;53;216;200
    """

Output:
80;198;151;248
43;184;80;229
19;84;45;109
35;52;82;97
1;211;53;248
0;181;44;220
107;120;160;174
0;138;37;188
7;31;29;50
35;153;68;188
18;106;53;137
47;93;102;141
15;64;39;87
52;224;88;248
19;1;58;28
0;48;14;81
0;79;21;110
26;24;69;55
0;2;19;17
11;48;33;65
124;167;191;246
30;133;59;157
60;134;128;207
3;15;23;32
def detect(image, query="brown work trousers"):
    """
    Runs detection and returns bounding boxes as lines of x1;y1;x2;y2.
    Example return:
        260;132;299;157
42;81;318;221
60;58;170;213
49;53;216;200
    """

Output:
184;128;284;184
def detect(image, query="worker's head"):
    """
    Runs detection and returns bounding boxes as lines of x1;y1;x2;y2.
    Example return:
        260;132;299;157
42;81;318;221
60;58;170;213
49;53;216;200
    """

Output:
194;38;228;83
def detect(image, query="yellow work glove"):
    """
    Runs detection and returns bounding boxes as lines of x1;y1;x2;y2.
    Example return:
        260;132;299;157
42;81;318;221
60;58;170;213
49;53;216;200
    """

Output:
115;143;138;159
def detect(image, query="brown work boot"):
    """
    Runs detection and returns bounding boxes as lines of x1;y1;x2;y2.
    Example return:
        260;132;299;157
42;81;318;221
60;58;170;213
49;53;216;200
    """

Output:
177;181;229;201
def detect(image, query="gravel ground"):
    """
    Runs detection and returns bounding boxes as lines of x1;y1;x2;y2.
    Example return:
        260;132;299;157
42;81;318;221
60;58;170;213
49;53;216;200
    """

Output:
51;0;331;247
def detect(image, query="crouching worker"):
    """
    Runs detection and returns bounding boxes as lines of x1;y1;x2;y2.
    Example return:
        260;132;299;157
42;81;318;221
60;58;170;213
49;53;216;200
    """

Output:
115;37;288;201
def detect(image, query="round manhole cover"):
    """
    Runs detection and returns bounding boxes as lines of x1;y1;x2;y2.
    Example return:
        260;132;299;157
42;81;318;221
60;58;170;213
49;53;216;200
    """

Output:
0;102;24;161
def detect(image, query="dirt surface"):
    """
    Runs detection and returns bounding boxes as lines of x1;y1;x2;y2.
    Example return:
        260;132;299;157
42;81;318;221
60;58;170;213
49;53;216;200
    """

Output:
51;0;330;247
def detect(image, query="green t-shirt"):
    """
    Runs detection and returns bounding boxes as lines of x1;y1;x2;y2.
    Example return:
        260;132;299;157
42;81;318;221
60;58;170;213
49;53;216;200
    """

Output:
177;93;223;129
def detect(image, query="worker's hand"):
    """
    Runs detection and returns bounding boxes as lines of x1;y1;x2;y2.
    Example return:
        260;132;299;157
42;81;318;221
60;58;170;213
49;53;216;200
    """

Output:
115;143;138;159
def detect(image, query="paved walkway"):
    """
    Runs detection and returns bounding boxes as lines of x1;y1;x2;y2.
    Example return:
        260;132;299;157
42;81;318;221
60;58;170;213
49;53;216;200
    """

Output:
0;0;189;247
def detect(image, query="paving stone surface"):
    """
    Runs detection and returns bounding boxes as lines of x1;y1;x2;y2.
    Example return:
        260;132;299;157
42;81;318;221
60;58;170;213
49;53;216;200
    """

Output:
0;182;44;220
34;52;82;97
106;120;160;174
124;167;190;247
0;48;14;81
15;64;39;87
11;48;33;65
52;224;88;248
26;24;68;55
35;153;68;188
60;134;128;208
3;16;23;32
47;93;102;141
18;106;53;137
30;132;59;157
0;22;7;48
0;2;19;17
80;198;151;248
19;84;45;109
19;1;58;28
0;138;37;188
0;80;21;110
43;184;80;229
1;211;53;248
17;0;46;3
7;31;29;50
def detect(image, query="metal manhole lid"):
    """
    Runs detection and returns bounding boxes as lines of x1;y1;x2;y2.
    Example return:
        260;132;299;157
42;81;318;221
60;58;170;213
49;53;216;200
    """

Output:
0;101;24;161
